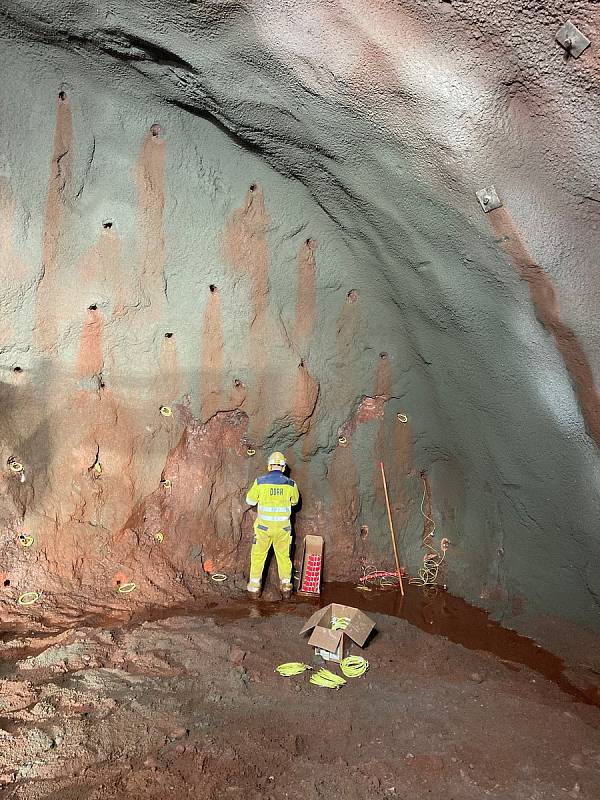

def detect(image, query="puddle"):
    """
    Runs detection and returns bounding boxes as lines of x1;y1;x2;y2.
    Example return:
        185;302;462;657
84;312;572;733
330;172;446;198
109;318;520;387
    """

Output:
319;582;600;707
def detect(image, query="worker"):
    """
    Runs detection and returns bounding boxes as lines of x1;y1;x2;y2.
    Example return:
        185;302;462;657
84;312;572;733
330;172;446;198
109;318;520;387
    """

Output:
245;451;300;599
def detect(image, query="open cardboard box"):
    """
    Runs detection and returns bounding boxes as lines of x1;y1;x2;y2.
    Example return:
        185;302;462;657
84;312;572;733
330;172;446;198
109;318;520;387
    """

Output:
300;602;376;662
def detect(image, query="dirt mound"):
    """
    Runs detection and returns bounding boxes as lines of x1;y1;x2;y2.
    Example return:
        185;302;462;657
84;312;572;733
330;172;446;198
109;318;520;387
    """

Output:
1;595;600;799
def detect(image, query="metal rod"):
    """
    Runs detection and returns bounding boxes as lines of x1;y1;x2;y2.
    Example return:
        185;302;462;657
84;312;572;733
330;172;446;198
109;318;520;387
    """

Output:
380;461;405;596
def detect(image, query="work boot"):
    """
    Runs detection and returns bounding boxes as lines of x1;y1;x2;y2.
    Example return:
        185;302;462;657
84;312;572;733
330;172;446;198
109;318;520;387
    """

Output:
246;578;262;599
280;581;292;600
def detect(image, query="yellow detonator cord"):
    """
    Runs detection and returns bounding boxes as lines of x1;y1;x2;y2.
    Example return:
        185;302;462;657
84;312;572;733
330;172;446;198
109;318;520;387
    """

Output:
340;656;369;677
275;662;312;676
309;669;347;689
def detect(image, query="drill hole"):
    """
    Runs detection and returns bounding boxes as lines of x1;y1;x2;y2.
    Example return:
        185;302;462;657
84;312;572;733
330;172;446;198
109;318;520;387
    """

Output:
58;90;66;101
379;352;388;360
13;366;22;373
360;525;369;540
3;579;10;587
249;184;257;192
88;304;97;311
150;123;162;137
233;378;244;389
347;290;358;303
102;221;113;230
209;284;217;293
164;332;173;339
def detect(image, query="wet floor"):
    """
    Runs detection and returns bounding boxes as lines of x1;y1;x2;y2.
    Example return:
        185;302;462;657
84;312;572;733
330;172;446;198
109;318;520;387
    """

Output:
321;582;599;706
1;581;599;706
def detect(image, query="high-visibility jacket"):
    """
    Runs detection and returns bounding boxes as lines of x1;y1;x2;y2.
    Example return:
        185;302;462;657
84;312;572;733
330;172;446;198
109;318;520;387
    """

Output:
245;471;299;525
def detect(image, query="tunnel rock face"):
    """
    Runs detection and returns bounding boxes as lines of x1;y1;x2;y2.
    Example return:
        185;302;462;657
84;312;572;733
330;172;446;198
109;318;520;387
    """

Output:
0;0;599;631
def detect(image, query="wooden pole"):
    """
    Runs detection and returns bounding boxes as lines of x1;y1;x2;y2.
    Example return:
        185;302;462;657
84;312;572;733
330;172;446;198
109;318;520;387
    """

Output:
380;461;405;596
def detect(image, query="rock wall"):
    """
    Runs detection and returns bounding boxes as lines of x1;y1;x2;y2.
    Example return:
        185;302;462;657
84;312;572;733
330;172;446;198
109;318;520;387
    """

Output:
0;0;599;629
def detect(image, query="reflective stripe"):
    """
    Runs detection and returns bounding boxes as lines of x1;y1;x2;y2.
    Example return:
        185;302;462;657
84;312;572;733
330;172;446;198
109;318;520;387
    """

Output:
248;578;261;585
246;496;258;506
258;515;289;522
259;506;289;513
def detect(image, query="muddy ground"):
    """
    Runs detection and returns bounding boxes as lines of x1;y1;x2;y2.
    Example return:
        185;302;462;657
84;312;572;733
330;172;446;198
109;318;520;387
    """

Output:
1;587;600;800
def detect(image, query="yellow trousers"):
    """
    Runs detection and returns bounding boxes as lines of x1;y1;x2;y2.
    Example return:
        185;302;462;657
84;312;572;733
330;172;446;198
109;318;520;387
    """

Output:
249;520;292;586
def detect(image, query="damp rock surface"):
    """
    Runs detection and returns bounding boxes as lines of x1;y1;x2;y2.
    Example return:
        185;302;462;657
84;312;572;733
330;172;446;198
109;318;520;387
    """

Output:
0;1;599;635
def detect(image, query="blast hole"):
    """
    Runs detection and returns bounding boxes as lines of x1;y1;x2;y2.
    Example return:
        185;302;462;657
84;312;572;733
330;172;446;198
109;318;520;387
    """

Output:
209;284;217;293
164;332;173;339
347;290;358;303
58;90;66;101
249;184;257;192
379;352;388;360
88;304;97;311
102;221;113;230
150;123;162;137
3;579;9;587
299;359;305;368
116;580;121;586
13;366;22;373
234;379;244;389
360;525;369;540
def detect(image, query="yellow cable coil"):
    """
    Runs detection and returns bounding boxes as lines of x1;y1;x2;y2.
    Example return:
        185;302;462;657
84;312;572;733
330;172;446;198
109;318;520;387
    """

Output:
18;591;40;606
275;662;312;676
331;616;351;631
340;656;369;677
309;669;346;689
409;479;447;587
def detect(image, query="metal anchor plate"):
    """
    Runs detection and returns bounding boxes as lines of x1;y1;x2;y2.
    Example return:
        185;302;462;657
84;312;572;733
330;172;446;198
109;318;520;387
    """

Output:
476;186;502;213
556;21;591;59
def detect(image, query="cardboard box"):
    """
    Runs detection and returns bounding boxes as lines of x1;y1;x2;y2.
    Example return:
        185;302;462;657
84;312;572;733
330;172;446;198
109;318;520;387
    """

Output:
296;535;324;596
300;603;376;662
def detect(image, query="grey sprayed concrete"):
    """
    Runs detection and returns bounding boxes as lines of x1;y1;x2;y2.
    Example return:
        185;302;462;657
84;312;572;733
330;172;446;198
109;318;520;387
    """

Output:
0;0;599;632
